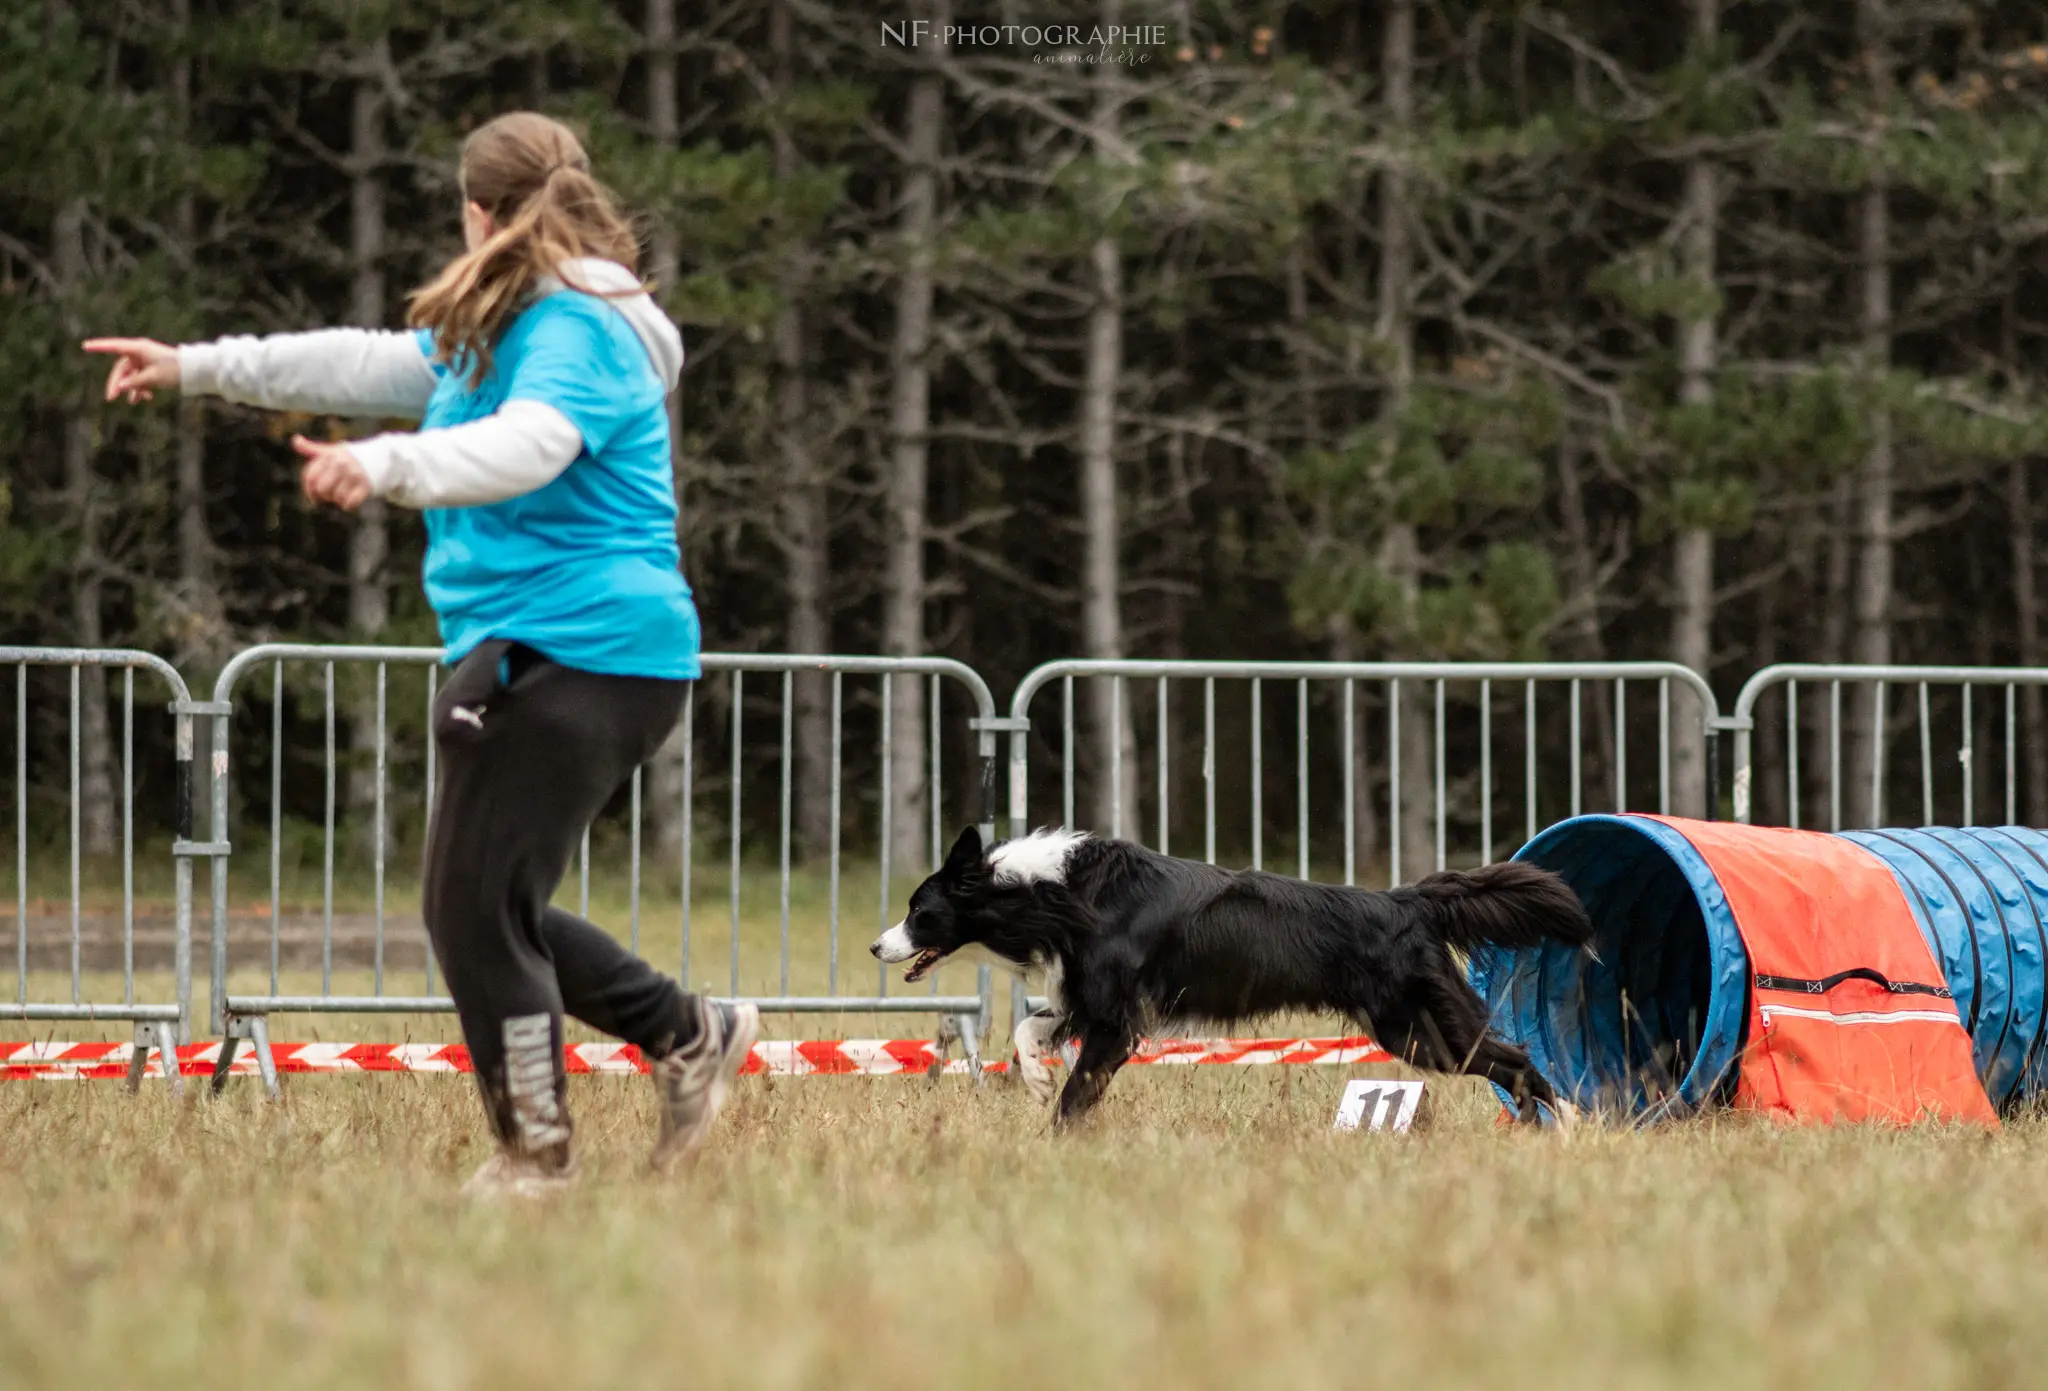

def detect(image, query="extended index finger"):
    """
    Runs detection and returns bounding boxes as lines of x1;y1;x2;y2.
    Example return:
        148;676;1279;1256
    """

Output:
81;338;157;356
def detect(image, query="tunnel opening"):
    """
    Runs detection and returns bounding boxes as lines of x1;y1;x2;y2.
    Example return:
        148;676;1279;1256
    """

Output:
1469;816;1749;1119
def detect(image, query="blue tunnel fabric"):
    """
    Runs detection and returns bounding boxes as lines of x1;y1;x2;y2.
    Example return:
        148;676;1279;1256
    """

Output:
1470;819;2048;1119
1838;828;2048;1110
1467;815;1750;1119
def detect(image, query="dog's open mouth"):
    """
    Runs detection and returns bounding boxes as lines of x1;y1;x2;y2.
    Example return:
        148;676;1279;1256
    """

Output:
903;948;946;983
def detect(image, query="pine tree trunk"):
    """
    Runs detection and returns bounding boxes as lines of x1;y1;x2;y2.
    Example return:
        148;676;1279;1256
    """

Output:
1803;479;1856;825
771;0;832;860
1335;132;1379;866
2000;294;2048;827
174;401;218;645
1080;0;1140;840
1753;557;1786;826
1326;618;1380;870
640;0;691;858
1292;238;1380;864
1844;0;1893;827
171;0;223;673
1557;435;1616;807
885;23;940;871
1670;0;1718;819
2010;460;2046;825
345;59;390;854
54;199;117;856
1378;0;1430;876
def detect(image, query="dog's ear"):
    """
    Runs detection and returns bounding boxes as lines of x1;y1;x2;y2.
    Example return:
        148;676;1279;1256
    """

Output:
943;825;984;876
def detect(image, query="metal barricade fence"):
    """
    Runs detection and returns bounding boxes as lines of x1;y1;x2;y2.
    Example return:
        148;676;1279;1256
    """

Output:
1;647;196;1091
1731;664;2048;829
1005;660;1724;864
1000;659;1723;1026
22;640;2048;1097
202;645;1000;1093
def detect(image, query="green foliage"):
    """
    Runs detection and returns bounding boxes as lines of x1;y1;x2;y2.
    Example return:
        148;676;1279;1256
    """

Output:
1644;35;1758;145
1414;542;1562;658
1884;370;2048;460
1280;376;1566;655
7;0;2048;850
1627;370;1871;540
1767;87;2048;216
1589;253;1724;326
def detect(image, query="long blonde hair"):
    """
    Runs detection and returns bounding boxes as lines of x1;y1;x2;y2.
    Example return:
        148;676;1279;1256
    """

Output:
408;112;641;387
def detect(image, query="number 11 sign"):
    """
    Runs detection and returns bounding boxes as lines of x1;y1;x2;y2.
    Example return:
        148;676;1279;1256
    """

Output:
1332;1078;1425;1132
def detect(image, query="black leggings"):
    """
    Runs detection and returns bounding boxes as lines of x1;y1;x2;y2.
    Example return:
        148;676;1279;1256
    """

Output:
424;640;698;1154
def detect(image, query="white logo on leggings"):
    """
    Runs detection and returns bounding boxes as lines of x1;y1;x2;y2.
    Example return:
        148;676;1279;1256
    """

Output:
503;1013;570;1151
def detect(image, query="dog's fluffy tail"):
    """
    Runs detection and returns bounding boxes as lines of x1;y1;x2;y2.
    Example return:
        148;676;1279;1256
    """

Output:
1410;861;1593;952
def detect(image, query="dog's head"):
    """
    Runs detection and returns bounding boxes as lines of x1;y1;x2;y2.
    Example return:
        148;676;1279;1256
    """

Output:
870;824;1092;982
869;825;993;984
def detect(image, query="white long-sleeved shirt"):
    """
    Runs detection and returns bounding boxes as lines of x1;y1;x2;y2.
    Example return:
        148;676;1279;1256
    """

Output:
175;258;683;510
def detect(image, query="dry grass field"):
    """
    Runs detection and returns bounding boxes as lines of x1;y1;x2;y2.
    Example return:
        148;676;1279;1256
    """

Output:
3;1061;2047;1390
8;855;2048;1387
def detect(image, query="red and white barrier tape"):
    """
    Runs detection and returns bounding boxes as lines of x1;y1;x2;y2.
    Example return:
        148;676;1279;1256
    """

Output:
0;1036;1392;1081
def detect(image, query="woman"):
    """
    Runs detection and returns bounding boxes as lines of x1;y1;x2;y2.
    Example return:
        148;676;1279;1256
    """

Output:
85;112;757;1197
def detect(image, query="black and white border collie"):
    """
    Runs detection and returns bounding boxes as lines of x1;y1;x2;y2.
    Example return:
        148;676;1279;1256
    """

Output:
871;826;1593;1127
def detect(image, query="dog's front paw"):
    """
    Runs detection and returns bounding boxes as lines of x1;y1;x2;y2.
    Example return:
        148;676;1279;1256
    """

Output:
1016;1054;1056;1104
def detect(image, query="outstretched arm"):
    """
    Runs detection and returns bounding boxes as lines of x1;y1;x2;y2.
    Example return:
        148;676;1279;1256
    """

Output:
84;330;440;420
346;402;584;509
180;329;440;418
293;402;583;512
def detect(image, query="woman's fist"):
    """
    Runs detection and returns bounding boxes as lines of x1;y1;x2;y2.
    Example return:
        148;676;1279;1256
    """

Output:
294;435;374;512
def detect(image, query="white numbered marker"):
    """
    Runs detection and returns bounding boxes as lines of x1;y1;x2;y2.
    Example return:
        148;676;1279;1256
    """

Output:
1332;1078;1425;1132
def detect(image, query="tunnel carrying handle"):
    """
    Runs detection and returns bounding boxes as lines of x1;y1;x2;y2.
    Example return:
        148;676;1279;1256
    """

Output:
1752;968;1952;999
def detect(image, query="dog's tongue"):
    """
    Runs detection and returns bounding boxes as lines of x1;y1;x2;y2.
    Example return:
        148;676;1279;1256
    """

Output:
904;949;943;983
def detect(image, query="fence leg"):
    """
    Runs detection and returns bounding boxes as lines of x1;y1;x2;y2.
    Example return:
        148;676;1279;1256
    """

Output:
209;1027;241;1095
125;1022;151;1094
247;1015;280;1099
974;964;993;1086
125;1020;185;1096
154;1020;185;1097
927;1013;982;1081
211;1014;280;1099
954;1013;984;1083
1009;977;1029;1060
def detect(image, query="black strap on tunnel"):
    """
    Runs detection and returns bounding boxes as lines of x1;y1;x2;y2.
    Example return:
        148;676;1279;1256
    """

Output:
1753;968;1951;999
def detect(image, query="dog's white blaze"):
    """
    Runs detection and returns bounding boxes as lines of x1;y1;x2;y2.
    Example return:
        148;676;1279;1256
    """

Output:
988;827;1089;886
871;921;916;963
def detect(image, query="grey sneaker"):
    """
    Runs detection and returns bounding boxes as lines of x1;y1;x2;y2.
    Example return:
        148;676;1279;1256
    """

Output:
650;998;760;1171
461;1150;579;1202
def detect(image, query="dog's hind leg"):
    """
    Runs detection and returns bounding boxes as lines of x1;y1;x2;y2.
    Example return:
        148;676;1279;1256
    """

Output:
1363;1006;1454;1074
1468;1036;1569;1124
1052;1028;1133;1129
1355;973;1565;1126
1416;974;1565;1124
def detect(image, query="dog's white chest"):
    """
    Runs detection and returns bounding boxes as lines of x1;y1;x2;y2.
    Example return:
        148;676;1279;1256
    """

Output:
1038;958;1065;1014
961;947;1063;1014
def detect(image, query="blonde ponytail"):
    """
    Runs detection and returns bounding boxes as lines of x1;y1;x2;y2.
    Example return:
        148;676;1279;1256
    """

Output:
408;113;643;387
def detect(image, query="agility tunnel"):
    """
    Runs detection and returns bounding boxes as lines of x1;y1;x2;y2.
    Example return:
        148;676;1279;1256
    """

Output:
1466;816;2048;1125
